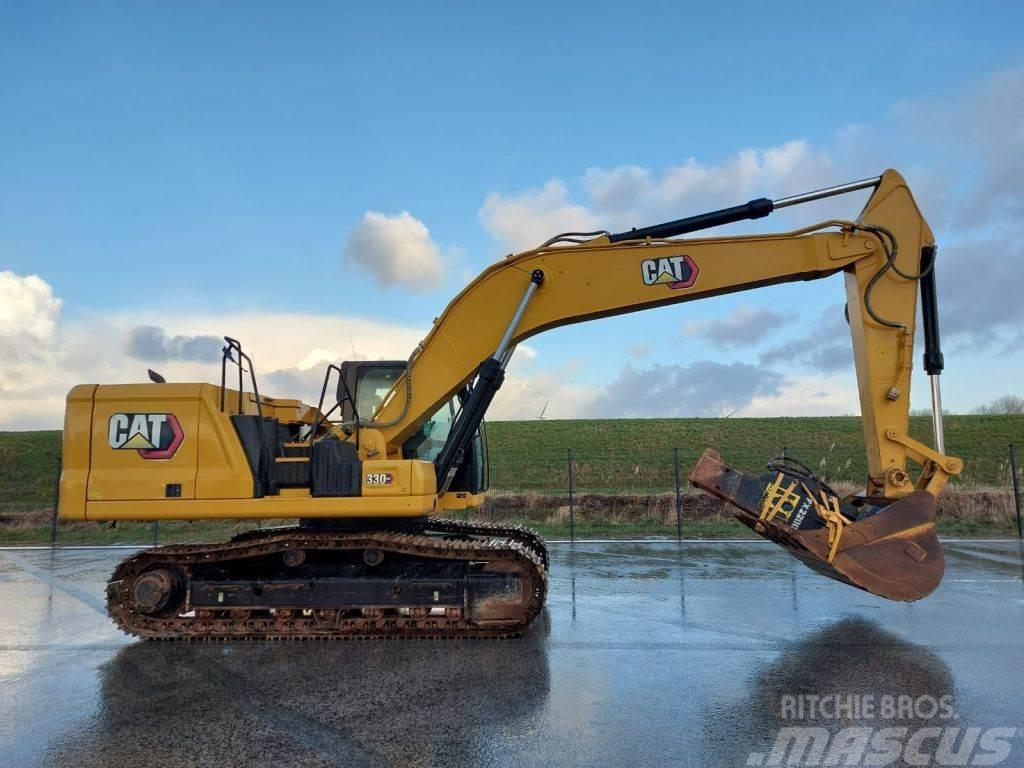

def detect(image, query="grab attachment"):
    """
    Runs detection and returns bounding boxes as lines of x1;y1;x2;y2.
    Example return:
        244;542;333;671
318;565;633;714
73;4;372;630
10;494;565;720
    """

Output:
689;449;944;601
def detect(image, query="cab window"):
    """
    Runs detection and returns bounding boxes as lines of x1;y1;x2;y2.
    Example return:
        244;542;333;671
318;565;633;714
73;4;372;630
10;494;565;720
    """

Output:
355;367;401;419
403;398;457;462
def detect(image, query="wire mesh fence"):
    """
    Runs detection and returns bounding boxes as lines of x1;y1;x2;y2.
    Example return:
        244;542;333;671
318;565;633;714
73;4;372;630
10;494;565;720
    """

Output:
2;439;1022;545
475;447;741;538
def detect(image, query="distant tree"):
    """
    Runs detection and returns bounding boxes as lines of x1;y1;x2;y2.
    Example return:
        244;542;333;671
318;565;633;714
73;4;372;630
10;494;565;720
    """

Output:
973;395;1024;415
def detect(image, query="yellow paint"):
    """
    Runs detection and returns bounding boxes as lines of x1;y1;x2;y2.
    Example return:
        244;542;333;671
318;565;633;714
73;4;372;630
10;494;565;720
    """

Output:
438;491;488;510
85;493;437;521
57;385;95;520
59;168;960;523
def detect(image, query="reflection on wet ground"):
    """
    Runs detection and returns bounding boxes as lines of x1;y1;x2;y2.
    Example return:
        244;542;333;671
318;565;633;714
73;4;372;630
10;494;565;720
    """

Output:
1;540;1022;767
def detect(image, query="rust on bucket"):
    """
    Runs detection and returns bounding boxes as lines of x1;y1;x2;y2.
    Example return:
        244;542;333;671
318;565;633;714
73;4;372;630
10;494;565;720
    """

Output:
689;449;943;601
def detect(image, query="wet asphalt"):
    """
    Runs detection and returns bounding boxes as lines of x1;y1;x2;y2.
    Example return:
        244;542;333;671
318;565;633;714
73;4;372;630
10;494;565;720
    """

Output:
1;539;1023;768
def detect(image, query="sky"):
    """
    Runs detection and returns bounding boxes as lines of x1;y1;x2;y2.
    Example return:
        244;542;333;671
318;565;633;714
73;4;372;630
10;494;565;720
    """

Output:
2;1;1023;429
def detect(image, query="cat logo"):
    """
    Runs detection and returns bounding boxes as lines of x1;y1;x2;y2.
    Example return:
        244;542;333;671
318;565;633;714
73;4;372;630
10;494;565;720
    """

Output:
640;255;699;290
108;413;184;459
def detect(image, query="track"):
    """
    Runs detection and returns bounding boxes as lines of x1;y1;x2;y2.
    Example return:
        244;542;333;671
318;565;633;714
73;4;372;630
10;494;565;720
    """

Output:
106;519;547;640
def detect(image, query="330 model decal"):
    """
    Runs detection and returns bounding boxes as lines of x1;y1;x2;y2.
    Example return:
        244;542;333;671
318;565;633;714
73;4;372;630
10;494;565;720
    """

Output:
640;255;699;289
108;413;184;459
364;472;394;486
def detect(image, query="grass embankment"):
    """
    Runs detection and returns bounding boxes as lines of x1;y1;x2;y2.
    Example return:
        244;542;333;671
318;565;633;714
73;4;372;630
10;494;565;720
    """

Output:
485;414;1024;486
0;430;61;507
1;415;1021;544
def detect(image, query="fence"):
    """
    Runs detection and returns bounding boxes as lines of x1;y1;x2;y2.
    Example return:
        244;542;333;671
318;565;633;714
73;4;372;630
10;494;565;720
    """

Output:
2;443;1022;546
475;442;1024;540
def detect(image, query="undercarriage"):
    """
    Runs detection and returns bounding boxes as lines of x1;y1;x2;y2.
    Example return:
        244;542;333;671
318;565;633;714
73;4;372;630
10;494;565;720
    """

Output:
107;518;547;640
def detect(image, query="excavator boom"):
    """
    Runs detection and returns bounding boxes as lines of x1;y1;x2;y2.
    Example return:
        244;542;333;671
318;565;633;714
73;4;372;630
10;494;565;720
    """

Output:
372;170;956;501
60;168;961;639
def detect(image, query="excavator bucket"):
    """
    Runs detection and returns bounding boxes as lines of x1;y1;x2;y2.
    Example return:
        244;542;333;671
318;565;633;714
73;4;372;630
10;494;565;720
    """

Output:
690;449;943;601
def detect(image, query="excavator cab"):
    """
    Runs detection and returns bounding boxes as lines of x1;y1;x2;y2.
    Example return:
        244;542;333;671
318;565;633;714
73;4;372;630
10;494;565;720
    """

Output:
337;360;488;495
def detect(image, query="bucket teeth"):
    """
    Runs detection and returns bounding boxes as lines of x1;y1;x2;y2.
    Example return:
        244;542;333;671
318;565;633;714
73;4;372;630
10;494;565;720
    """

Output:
689;449;944;601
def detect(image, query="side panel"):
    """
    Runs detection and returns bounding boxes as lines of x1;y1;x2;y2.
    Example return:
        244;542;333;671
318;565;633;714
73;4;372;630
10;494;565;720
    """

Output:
86;384;201;508
85;494;437;520
195;384;257;499
85;459;436;520
58;384;97;520
68;381;439;521
439;491;487;510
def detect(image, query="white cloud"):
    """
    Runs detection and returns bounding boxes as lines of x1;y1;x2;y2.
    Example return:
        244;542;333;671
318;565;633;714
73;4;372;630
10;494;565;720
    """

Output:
159;312;424;375
125;325;221;362
489;356;599;420
757;304;852;373
585;360;784;418
342;211;445;292
477;142;837;253
516;343;538;360
582;140;835;228
0;271;61;341
7;66;1024;430
296;348;339;371
0;272;582;427
0;271;63;396
885;66;1024;229
478;179;600;253
0;276;426;429
683;305;789;348
475;65;1024;417
739;373;860;418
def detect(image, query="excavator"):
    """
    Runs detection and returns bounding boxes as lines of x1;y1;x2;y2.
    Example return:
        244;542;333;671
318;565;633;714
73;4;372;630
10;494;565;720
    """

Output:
58;168;962;639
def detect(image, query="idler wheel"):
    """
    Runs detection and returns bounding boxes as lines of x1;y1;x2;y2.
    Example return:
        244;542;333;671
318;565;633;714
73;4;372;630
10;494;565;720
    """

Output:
130;568;183;616
363;548;384;567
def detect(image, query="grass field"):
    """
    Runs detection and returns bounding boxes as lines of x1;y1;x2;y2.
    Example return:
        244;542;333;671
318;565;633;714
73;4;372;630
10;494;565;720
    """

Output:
0;430;62;507
1;415;1022;544
485;414;1024;486
4;415;1022;498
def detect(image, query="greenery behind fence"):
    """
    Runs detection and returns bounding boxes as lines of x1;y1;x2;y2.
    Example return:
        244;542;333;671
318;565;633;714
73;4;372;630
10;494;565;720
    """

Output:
2;414;1022;544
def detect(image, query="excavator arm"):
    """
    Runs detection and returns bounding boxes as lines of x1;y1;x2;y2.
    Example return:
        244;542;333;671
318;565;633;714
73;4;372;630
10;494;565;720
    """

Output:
362;168;960;600
371;169;958;495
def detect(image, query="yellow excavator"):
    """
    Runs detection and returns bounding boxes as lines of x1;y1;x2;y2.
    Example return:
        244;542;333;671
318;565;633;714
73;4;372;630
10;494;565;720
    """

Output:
59;168;961;639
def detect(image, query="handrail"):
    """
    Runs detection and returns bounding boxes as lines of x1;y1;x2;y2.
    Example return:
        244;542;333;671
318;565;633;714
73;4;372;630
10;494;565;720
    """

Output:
220;337;274;487
308;363;360;451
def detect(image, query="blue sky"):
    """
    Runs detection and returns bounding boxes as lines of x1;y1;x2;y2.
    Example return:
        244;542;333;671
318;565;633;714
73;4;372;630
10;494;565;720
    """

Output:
2;1;1023;427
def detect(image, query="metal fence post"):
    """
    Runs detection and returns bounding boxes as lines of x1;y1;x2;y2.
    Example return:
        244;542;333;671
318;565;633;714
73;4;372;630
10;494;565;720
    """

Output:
152;521;159;546
673;447;682;541
50;456;61;548
567;448;574;542
1011;444;1023;539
